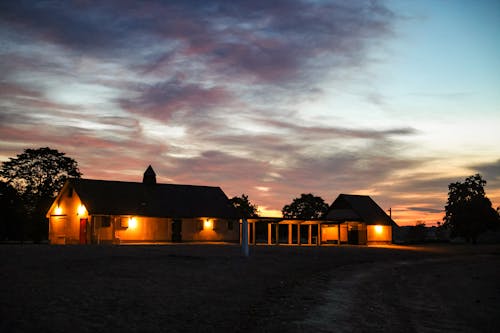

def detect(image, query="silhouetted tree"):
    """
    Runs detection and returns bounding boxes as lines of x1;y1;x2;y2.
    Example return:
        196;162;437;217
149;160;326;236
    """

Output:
443;174;499;243
282;193;328;219
0;181;25;241
0;147;81;241
408;221;427;243
230;194;259;218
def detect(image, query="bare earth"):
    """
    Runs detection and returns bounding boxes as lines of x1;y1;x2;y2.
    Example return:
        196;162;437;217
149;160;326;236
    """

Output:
1;244;499;332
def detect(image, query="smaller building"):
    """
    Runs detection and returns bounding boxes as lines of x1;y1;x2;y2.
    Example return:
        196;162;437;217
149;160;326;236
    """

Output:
324;194;396;245
46;166;240;244
246;194;396;245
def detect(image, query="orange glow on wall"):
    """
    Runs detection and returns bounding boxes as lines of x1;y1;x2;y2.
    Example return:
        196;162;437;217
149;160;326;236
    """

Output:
367;225;391;243
77;205;86;216
128;217;137;229
203;219;213;230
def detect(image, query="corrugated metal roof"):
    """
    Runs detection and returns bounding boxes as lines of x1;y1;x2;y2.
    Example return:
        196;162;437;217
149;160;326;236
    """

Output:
326;194;397;226
67;178;240;219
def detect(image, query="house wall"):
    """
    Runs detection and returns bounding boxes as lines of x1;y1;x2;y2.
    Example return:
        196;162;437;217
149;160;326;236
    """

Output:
340;224;348;242
182;218;239;242
113;217;239;243
48;189;87;244
321;225;339;243
367;225;392;244
114;216;170;243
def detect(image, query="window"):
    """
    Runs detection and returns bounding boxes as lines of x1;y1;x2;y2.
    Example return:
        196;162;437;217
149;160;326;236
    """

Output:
120;217;129;228
100;216;111;228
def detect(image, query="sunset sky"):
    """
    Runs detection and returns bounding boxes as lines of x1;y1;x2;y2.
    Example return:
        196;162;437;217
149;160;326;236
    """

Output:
1;0;499;226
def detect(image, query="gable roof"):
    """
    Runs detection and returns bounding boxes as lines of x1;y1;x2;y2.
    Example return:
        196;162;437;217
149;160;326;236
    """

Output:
58;178;240;219
325;194;397;226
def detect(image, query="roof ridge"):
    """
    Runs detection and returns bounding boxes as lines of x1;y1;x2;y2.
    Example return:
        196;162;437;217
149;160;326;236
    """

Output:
73;178;222;189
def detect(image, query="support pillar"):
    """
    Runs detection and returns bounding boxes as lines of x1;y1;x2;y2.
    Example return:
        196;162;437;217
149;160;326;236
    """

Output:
252;222;256;245
288;224;292;244
241;218;249;257
297;224;301;245
308;225;312;245
268;223;272;245
275;223;279;245
317;224;322;246
337;223;341;245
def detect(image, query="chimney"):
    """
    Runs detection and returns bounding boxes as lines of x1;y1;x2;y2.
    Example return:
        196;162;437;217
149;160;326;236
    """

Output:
143;165;156;185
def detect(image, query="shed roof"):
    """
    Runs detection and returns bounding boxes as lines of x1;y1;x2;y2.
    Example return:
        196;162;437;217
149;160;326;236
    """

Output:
59;178;240;219
325;194;397;226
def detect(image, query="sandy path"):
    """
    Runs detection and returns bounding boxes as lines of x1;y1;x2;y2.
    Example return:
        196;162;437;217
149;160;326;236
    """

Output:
296;254;500;332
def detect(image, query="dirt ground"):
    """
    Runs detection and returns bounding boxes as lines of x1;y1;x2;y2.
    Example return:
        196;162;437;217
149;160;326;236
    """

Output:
1;244;499;332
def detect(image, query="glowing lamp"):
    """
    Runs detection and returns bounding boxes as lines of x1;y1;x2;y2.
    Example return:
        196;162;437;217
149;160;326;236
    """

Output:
375;225;383;234
203;219;213;230
128;217;137;229
55;206;62;215
77;205;86;216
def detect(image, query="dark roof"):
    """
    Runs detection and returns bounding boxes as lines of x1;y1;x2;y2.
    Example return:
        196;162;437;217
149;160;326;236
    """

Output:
325;194;397;226
65;178;240;219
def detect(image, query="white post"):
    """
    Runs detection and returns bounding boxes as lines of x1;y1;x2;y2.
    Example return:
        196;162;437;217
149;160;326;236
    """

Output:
241;218;249;257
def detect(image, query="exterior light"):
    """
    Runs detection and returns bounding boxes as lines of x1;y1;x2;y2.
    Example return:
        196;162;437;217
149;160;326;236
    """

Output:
55;206;62;215
128;217;137;229
77;205;86;216
375;225;383;234
203;219;213;230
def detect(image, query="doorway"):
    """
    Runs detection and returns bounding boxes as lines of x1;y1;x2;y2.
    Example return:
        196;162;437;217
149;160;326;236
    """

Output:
172;219;182;242
79;218;88;244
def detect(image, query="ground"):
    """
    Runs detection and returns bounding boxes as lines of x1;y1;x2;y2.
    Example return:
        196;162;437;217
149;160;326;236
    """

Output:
1;244;499;332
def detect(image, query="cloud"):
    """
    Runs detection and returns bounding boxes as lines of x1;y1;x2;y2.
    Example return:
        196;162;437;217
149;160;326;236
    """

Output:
406;207;443;214
1;1;394;81
5;0;457;224
470;159;500;186
119;79;232;122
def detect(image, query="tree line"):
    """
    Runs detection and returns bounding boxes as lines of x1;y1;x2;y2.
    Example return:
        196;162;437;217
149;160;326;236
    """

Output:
1;147;499;243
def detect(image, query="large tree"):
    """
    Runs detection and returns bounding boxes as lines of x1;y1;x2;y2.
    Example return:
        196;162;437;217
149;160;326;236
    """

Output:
0;147;81;241
443;174;499;243
282;193;329;219
0;181;25;241
229;194;259;218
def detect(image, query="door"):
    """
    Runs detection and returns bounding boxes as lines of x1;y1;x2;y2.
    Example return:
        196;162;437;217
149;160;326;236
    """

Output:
79;218;88;244
348;225;359;244
172;219;182;242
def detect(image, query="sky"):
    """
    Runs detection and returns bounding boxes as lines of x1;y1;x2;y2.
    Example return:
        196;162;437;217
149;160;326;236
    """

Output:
1;0;499;226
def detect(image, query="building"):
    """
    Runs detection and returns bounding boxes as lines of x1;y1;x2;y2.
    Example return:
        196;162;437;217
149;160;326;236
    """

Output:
46;166;240;244
246;194;396;245
323;194;396;245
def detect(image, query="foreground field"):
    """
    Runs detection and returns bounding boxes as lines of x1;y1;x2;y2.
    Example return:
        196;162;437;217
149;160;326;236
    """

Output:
1;244;499;332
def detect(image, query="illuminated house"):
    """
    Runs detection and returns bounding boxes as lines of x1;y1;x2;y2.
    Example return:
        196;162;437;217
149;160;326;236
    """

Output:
322;194;396;245
246;194;396;246
46;166;240;244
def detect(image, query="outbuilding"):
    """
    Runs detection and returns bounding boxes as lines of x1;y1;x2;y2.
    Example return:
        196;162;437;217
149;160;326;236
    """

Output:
246;194;396;245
